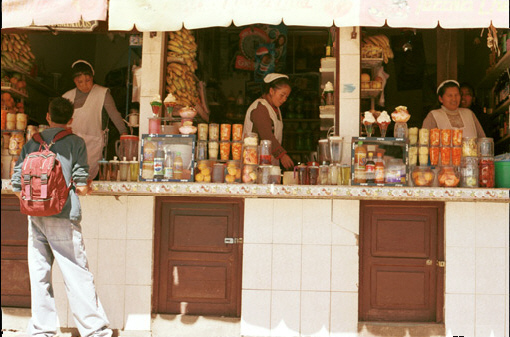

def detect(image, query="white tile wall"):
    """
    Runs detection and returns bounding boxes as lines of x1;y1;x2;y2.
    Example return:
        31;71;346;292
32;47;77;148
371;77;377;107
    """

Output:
302;199;332;245
97;239;126;285
445;202;476;247
124;285;152;330
273;199;302;244
476;294;506;337
475;247;506;294
271;290;301;337
272;244;301;291
331;246;358;292
243;243;272;290
330;292;358;337
300;291;330;337
241;290;271;336
445;246;475;294
98;196;128;240
445;294;475;337
301;245;331;291
244;198;274;244
126;196;155;240
475;202;509;248
98;283;126;329
125;239;153;285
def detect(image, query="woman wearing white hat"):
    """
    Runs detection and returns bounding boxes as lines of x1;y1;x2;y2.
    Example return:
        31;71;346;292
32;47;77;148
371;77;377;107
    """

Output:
243;73;294;170
63;60;127;179
422;79;485;138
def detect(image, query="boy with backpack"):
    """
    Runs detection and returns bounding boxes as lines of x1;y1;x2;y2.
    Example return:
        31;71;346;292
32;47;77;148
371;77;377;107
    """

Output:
11;97;112;337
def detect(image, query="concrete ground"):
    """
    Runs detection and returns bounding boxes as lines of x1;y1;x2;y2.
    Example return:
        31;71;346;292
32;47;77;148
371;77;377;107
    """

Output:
2;307;241;337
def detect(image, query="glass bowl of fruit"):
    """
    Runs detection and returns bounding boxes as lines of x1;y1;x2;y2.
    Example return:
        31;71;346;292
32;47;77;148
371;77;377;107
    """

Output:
438;165;460;187
411;165;435;187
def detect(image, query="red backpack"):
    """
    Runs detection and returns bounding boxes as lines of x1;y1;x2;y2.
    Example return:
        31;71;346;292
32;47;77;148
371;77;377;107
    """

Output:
20;129;73;216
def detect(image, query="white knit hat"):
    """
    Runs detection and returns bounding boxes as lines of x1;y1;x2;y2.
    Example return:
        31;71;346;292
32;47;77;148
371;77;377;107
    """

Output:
264;73;289;83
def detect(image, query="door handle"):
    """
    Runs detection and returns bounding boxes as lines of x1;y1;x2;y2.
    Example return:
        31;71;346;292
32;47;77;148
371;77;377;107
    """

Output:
436;260;446;267
224;237;243;244
426;259;433;265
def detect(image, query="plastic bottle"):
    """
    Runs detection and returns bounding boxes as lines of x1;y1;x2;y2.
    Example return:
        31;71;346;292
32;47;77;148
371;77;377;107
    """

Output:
354;141;367;183
164;148;173;179
375;152;385;184
365;152;375;183
173;151;183;179
153;142;165;179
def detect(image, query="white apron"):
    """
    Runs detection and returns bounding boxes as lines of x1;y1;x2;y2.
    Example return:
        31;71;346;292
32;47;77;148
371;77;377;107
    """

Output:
431;107;478;138
243;98;283;166
63;85;108;179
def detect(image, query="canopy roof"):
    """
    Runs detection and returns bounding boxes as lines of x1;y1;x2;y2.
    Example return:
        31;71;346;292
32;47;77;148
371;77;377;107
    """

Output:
108;0;510;31
1;0;107;29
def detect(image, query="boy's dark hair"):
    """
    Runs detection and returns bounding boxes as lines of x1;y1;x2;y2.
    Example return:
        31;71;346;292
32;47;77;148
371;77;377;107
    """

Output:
49;97;74;124
72;61;94;78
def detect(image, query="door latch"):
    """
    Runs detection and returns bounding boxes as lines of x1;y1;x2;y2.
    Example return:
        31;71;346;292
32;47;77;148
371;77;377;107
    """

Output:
436;260;446;268
224;237;243;244
426;259;433;265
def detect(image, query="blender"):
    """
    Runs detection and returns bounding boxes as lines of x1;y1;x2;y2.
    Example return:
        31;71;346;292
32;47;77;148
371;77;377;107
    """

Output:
329;136;343;164
115;135;139;161
318;139;331;164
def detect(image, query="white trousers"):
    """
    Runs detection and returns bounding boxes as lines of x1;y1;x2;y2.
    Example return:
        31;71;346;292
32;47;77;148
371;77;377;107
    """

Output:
27;216;112;337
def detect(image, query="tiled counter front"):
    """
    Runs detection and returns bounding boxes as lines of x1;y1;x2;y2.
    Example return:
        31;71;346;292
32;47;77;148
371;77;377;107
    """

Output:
1;180;509;335
241;199;509;337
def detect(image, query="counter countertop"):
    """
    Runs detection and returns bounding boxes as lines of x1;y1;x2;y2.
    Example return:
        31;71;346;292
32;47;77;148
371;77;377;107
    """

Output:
2;180;509;202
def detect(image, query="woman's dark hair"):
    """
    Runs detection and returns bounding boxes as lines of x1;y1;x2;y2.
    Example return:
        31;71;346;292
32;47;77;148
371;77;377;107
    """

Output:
263;77;291;95
437;81;460;97
459;82;475;96
72;61;94;78
49;97;74;124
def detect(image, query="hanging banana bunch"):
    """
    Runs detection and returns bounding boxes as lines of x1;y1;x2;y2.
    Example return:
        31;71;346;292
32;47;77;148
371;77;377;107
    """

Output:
1;33;36;72
362;34;394;64
165;28;200;108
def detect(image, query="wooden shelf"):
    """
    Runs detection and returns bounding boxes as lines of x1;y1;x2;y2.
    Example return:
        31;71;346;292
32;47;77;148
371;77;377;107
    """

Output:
478;52;510;89
283;118;321;122
361;58;383;69
1;86;28;99
361;89;383;99
493;97;510;116
495;134;510;146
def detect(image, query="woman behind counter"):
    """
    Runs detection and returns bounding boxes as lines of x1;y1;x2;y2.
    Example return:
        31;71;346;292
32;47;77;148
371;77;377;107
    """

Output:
243;73;294;170
63;60;127;180
422;80;485;138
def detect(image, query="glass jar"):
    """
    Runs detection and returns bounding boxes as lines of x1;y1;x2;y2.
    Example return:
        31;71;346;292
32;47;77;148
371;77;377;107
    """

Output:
460;157;478;187
196;160;213;183
462;137;477;157
394;122;408;139
411;165;435;187
477;137;494;157
259;140;272;165
257;165;272;184
478;157;495;188
196;140;207;161
224;160;241;183
438;165;460;187
242;145;258;165
242;164;258;183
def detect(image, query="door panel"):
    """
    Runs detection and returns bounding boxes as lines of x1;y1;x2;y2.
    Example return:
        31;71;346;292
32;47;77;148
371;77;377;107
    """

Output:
155;197;243;317
360;201;444;322
1;195;31;307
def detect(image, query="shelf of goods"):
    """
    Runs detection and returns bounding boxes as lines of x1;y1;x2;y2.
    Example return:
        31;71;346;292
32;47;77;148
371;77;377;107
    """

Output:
478;52;510;89
361;58;383;112
350;137;408;187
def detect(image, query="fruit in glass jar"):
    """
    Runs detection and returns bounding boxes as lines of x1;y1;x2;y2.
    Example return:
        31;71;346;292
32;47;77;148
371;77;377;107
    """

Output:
411;167;434;186
438;166;460;187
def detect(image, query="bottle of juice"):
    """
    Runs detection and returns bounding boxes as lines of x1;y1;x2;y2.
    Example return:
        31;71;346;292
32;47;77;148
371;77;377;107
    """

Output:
365;152;375;183
354;141;367;183
173;151;183;179
153;142;165;179
164;148;173;179
375;152;385;184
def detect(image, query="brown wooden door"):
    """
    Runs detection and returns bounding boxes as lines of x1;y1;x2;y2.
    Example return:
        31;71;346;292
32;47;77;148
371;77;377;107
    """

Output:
1;195;31;307
359;200;444;322
154;197;243;316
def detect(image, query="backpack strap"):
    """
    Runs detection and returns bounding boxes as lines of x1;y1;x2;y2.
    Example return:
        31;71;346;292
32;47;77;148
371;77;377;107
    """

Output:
48;129;73;147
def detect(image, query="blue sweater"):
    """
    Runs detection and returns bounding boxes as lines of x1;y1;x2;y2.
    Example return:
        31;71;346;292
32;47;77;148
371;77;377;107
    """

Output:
11;127;89;221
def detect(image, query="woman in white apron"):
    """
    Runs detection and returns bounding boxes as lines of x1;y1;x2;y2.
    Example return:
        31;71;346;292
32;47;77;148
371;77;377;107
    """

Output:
422;80;486;138
243;73;294;170
63;60;127;179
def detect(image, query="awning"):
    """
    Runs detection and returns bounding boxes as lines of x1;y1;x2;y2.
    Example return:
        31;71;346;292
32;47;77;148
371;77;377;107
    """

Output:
108;0;510;31
1;0;107;29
